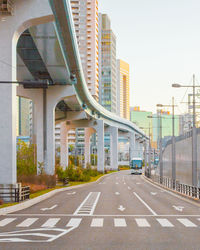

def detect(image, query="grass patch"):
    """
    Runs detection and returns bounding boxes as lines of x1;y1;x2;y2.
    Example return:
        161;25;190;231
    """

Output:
0;171;116;209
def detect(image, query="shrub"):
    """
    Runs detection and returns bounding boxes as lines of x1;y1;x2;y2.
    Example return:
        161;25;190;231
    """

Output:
18;175;56;189
118;165;130;170
17;140;37;176
56;164;102;183
91;154;97;166
0;199;3;205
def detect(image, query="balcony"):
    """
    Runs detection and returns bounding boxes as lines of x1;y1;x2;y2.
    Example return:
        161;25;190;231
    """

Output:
0;0;14;15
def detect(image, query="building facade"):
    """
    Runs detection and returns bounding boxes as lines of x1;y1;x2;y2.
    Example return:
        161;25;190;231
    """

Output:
70;0;99;99
54;0;100;154
152;110;180;148
99;13;117;113
117;59;130;119
18;97;32;137
130;106;153;140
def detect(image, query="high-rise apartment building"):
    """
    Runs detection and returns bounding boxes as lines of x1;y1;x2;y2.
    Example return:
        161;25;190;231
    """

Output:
70;0;99;100
99;13;117;113
18;97;32;137
117;59;130;119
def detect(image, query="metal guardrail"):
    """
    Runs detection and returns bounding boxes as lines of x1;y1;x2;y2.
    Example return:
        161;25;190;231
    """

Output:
0;186;30;202
147;174;200;199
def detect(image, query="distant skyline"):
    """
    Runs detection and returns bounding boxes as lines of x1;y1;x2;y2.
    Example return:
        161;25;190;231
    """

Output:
99;0;200;114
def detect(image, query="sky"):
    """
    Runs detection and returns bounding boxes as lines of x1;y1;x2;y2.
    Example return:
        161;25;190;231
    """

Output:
99;0;200;114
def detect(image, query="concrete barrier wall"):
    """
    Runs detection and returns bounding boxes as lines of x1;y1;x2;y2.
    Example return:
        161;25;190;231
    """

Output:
163;131;200;186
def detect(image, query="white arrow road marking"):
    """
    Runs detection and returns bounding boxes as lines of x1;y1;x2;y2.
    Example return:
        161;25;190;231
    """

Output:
118;205;126;212
40;205;58;211
150;192;157;196
172;206;184;212
136;183;141;185
67;192;76;195
128;186;131;190
116;182;119;185
115;192;120;195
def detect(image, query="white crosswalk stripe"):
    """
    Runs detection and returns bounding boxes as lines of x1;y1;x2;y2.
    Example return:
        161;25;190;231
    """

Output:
91;218;104;227
156;219;174;227
0;217;199;229
66;218;82;228
0;218;16;227
16;218;38;227
41;218;60;228
114;218;127;227
135;219;151;227
177;219;197;227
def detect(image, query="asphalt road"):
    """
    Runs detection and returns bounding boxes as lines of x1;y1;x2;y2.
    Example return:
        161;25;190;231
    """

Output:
0;170;200;250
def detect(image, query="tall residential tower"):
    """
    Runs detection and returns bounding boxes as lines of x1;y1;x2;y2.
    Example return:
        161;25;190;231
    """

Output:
71;0;99;99
117;59;130;120
99;13;117;113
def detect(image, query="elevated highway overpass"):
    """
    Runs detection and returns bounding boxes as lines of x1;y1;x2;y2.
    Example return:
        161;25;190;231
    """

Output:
0;0;148;196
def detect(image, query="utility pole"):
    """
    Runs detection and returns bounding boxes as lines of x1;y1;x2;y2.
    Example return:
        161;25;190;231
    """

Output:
172;74;198;186
172;97;176;188
148;123;152;178
159;110;163;182
192;74;197;186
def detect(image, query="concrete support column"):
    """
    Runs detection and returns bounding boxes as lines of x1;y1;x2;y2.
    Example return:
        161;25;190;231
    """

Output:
129;132;135;161
33;93;44;173
0;29;17;185
45;93;55;175
60;122;68;169
96;120;104;173
110;127;118;170
84;128;94;168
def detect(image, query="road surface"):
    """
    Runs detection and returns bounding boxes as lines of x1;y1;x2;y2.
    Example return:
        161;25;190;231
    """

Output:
0;170;200;250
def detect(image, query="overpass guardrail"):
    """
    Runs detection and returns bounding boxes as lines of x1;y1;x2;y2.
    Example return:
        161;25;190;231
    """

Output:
146;173;200;200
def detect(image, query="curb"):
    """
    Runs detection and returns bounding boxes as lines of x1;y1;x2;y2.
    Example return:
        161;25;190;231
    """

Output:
143;175;200;207
0;171;117;215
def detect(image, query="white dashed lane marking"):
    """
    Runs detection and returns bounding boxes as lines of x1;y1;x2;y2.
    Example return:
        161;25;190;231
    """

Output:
135;219;151;227
0;217;199;229
41;218;60;228
66;218;82;228
177;218;197;227
156;219;174;227
114;218;127;227
0;218;16;227
91;218;104;227
16;218;38;227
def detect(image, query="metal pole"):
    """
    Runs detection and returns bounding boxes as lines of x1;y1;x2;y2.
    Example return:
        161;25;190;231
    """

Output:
192;74;197;186
172;97;176;187
43;88;47;174
159;110;163;182
148;124;151;178
144;141;147;176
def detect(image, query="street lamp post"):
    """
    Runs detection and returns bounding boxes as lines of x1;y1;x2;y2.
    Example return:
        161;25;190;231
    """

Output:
172;74;198;187
147;114;163;181
148;124;152;178
157;97;177;188
158;110;163;182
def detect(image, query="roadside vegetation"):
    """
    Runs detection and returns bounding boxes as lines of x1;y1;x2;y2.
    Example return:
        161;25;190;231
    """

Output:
118;165;130;170
0;141;112;207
